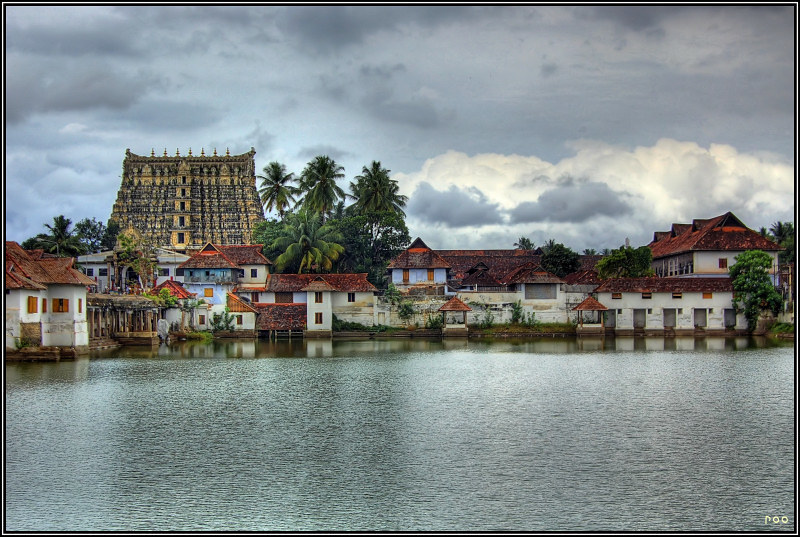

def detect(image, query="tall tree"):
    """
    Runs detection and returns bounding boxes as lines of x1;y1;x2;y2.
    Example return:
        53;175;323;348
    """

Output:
729;250;783;332
257;161;298;220
75;217;108;254
595;245;654;279
271;209;345;273
349;161;408;217
769;221;795;265
514;237;535;250
297;155;347;222
23;215;86;257
583;248;598;255
540;242;580;278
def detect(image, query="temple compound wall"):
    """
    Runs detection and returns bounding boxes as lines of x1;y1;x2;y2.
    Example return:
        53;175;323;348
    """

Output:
110;148;265;252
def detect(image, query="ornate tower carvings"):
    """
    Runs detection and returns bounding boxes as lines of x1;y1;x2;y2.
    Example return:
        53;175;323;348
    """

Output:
110;148;265;250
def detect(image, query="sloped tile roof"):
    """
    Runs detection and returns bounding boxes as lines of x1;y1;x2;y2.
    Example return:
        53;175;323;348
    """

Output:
386;238;451;269
648;212;782;259
573;296;608;311
502;263;564;284
6;260;47;290
152;279;195;299
179;243;271;269
267;273;377;293
594;277;733;293
301;276;339;292
438;296;472;311
255;303;307;330
226;292;258;313
5;242;95;286
563;270;601;285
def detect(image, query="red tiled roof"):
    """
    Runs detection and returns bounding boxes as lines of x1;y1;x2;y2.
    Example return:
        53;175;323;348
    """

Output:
6;260;47;290
573;296;608;311
594;277;733;293
502;263;564;284
438;296;472;311
152;279;195;299
648;212;782;259
255;303;307;330
301;276;339;292
267;273;377;293
179;243;271;269
387;238;451;270
563;270;601;285
5;242;95;287
226;292;258;313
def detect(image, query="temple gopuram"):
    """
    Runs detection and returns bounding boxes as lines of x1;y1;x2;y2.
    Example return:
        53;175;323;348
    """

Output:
110;147;265;252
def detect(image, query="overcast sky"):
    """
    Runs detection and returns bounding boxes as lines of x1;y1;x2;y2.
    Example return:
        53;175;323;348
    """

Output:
4;5;796;252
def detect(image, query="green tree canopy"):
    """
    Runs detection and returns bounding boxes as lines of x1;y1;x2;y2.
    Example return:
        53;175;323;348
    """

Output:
729;250;783;332
514;236;534;250
22;215;86;257
74;217;109;254
297;155;347;222
328;211;410;287
540;242;580;278
257;161;298;220
595;245;654;279
349;161;408;217
251;217;286;265
271;209;345;273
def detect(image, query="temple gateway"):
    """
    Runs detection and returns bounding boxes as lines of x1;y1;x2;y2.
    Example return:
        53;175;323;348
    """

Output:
110;147;265;252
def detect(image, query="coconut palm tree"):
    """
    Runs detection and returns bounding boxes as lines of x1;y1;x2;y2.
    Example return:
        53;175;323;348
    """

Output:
257;162;298;220
349;161;408;217
297;155;347;222
271;209;345;273
513;236;535;250
24;215;86;257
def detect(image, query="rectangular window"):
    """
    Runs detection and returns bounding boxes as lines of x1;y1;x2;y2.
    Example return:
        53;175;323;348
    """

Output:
348;292;355;303
78;298;82;314
236;315;243;325
204;288;214;297
428;269;434;281
85;268;94;276
198;315;206;325
251;292;260;303
53;298;69;313
179;201;186;211
315;292;323;303
672;292;682;299
718;258;728;269
703;292;713;299
315;312;323;325
642;292;652;299
177;232;185;243
42;298;47;313
99;268;108;277
402;269;409;283
27;296;38;314
182;176;187;184
612;293;622;299
181;188;187;196
647;308;652;314
159;268;170;277
275;292;293;303
178;216;185;227
251;268;258;278
176;268;184;276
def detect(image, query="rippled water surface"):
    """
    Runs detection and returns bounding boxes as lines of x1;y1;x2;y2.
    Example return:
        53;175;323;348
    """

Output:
5;337;795;531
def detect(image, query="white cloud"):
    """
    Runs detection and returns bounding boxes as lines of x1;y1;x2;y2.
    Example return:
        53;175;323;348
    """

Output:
394;139;795;251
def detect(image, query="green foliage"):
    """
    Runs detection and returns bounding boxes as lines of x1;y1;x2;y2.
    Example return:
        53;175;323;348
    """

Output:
331;314;399;333
729;250;783;332
540;242;581;278
424;314;444;329
102;220;121;251
384;283;402;305
514;237;535;250
257;161;298;219
595;245;655;279
327;212;410;287
349;161;408;217
143;288;179;307
767;221;795;265
297;155;347;221
271;209;345;273
185;330;214;342
210;310;236;332
116;231;158;290
14;337;35;350
23;215;86;257
74;217;109;254
510;300;537;327
770;322;794;334
397;301;416;323
251;218;286;264
469;301;495;328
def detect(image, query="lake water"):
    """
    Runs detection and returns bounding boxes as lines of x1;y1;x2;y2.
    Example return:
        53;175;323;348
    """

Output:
4;337;795;532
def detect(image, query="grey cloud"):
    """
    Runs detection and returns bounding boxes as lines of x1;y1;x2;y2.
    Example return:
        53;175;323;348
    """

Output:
509;181;632;224
407;182;504;227
117;100;223;130
540;63;558;77
297;145;353;164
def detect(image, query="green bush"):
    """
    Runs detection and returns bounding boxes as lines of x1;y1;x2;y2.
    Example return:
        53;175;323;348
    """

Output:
770;322;794;334
425;314;443;329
